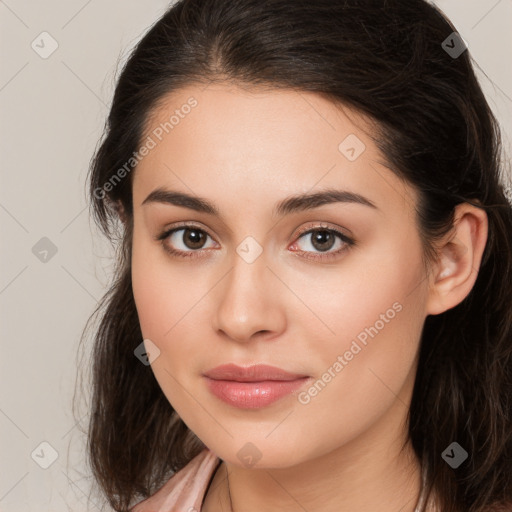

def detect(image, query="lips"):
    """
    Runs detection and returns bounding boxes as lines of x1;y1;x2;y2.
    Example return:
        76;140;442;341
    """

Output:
202;363;308;382
202;364;311;409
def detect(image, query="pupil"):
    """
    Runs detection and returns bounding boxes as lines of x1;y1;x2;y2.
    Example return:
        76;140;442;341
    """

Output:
185;229;204;249
312;230;334;252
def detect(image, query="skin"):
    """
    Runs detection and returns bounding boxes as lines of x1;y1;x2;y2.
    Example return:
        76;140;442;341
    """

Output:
129;83;488;512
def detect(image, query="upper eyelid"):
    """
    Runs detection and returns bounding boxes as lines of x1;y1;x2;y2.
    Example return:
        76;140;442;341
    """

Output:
161;221;351;240
295;222;352;238
161;221;216;241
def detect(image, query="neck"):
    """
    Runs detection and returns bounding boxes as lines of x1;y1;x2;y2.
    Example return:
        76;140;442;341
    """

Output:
205;396;425;512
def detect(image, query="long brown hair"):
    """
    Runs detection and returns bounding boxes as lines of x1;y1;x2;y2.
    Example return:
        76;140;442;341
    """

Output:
77;0;512;510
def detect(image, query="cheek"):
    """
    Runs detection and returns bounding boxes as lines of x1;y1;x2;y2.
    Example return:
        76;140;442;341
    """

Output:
131;234;213;373
131;255;172;340
294;294;424;458
290;232;426;359
291;241;427;444
131;224;192;338
131;242;198;408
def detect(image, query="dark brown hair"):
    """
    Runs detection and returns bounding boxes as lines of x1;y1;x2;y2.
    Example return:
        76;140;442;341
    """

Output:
77;0;512;510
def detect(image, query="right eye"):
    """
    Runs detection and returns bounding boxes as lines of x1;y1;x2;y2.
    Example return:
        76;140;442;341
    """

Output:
157;224;218;259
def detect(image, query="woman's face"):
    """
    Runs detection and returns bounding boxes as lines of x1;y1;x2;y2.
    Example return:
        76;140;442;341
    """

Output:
131;83;430;468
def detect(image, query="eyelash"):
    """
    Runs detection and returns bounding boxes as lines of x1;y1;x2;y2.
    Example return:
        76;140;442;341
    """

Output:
156;222;355;262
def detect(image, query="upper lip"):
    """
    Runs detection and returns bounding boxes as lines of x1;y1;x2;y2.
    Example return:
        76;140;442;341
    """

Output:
203;364;309;382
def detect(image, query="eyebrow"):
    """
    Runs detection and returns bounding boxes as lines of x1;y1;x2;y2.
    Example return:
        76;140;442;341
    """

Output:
141;187;377;217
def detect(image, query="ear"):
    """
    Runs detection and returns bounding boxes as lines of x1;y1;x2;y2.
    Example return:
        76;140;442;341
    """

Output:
426;203;488;316
113;200;128;225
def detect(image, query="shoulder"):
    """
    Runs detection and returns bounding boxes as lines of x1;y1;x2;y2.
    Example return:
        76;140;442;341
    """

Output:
131;448;221;512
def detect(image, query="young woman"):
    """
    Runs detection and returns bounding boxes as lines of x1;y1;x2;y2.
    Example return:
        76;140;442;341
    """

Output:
79;0;512;510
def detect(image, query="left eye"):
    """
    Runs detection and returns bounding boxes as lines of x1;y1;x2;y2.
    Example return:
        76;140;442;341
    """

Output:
293;228;351;254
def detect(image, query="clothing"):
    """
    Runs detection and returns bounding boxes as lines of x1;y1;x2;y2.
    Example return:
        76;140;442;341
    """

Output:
130;448;512;511
131;448;221;512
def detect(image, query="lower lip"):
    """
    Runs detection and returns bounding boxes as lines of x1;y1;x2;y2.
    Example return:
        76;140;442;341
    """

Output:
204;377;310;409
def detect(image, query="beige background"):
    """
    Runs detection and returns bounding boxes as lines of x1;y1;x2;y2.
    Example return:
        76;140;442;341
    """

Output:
0;1;511;510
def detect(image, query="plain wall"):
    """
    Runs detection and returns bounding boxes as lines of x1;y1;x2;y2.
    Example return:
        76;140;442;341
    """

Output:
0;1;510;510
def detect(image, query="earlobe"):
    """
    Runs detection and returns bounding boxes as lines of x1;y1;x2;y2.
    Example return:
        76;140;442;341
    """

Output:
426;203;488;316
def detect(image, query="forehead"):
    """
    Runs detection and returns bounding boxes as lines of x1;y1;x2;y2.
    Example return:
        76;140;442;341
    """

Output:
140;83;373;164
132;83;416;218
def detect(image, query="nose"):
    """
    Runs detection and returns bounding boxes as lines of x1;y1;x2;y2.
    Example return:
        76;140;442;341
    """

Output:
212;247;286;344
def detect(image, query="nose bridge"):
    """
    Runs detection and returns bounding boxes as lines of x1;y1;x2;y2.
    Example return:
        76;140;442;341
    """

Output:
224;236;269;311
214;236;283;341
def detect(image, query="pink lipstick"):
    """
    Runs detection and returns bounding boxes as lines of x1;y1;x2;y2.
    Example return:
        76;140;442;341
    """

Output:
203;364;311;409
